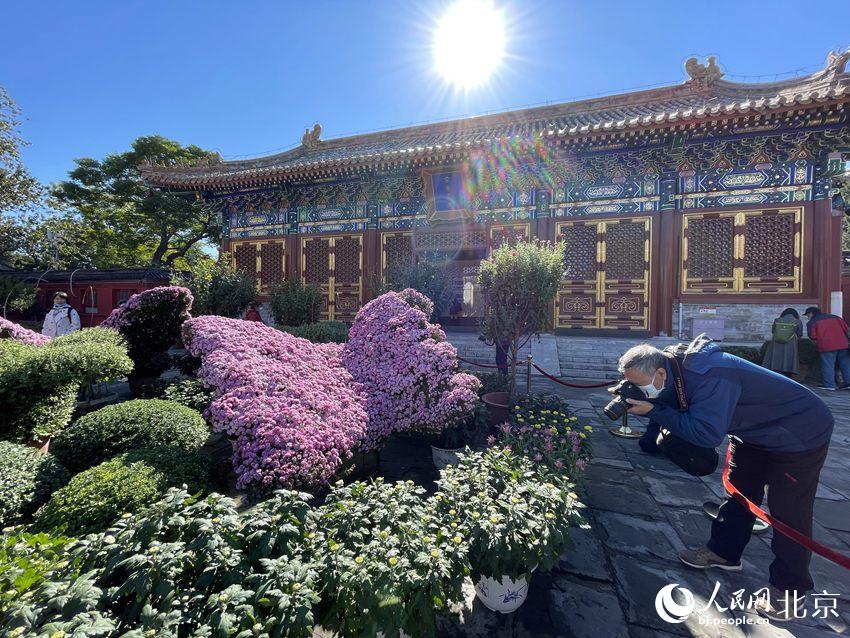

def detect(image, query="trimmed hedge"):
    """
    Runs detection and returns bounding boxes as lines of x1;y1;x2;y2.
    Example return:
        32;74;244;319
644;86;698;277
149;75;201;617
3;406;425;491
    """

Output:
0;442;70;528
51;399;209;473
147;377;215;412
33;447;214;535
279;321;349;344
0;328;133;442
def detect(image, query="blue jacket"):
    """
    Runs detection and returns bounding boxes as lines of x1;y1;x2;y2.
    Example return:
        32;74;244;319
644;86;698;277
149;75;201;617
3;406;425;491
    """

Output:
647;335;833;452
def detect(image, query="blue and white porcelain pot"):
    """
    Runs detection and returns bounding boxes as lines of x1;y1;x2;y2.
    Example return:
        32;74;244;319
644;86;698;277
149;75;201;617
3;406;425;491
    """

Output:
474;568;536;613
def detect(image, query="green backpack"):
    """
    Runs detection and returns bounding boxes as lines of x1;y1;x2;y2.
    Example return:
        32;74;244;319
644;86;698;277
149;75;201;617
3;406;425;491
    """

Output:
773;320;798;344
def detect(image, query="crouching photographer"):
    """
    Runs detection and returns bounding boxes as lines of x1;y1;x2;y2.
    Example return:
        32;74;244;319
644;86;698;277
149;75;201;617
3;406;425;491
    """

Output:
615;334;834;622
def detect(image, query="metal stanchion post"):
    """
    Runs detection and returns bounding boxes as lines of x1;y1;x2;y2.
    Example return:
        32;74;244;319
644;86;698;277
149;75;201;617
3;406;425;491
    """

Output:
526;354;532;395
610;409;643;438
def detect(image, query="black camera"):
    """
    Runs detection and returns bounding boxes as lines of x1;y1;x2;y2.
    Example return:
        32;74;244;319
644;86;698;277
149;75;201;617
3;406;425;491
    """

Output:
602;380;648;420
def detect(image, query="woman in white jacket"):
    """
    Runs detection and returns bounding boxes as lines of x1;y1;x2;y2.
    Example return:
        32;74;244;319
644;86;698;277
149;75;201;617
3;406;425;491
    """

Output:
42;292;81;338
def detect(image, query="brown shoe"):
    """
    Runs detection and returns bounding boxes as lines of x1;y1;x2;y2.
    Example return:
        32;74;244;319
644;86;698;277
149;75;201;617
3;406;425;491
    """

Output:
678;546;742;572
754;586;805;623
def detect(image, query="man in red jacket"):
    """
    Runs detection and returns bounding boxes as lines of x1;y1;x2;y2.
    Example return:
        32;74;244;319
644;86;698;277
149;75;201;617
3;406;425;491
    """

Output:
804;306;850;390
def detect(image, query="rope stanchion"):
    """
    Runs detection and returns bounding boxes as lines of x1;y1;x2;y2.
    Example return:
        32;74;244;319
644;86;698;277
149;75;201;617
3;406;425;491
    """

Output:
531;362;618;389
456;355;508;370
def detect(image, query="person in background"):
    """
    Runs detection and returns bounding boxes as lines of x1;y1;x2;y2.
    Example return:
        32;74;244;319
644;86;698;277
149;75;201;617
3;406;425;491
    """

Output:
803;306;850;391
42;291;81;338
761;308;802;379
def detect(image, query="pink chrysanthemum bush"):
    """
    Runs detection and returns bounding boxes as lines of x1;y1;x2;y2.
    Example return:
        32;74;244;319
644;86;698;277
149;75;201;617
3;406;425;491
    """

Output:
0;317;51;345
183;316;368;491
102;286;193;374
342;289;480;449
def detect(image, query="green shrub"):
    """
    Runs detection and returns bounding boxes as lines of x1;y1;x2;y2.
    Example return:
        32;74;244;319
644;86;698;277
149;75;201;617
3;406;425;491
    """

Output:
269;278;322;326
171;350;202;375
171;253;257;318
0;531;75;616
51;399;209;473
0;328;133;442
3;489;319;637
146;377;214;412
385;261;452;321
33;447;215;535
280;321;349;343
0;442;70;528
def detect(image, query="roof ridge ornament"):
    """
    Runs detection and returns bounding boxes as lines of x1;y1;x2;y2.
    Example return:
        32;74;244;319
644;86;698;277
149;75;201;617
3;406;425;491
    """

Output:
825;49;850;77
684;56;724;88
302;123;323;150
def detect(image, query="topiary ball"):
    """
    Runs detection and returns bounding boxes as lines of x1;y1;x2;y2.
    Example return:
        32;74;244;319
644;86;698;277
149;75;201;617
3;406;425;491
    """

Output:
0;442;70;528
32;446;214;535
51;399;209;473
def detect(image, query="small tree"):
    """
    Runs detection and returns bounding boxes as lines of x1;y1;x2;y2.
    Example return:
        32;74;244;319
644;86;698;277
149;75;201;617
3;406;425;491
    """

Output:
385;261;453;322
0;275;36;317
477;240;564;400
171;253;256;318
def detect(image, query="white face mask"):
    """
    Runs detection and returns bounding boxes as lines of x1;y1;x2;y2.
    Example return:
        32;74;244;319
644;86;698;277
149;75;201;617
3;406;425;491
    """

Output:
639;371;662;399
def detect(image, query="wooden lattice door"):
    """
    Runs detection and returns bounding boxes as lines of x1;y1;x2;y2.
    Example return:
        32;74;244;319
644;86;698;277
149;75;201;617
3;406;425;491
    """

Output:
301;235;363;321
556;217;651;330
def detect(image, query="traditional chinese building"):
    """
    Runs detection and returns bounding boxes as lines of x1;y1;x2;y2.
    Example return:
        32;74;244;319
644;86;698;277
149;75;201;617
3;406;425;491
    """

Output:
142;53;850;341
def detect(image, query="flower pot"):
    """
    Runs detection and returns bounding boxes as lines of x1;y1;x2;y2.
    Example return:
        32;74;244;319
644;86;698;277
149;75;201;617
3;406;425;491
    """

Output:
481;392;510;427
431;445;463;470
474;571;533;613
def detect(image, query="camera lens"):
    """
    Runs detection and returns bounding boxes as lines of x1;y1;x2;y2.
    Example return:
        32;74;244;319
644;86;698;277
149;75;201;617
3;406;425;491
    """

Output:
603;395;628;421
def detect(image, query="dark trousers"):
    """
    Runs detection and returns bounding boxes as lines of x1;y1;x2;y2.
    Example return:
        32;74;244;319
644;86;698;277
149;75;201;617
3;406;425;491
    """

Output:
707;440;829;592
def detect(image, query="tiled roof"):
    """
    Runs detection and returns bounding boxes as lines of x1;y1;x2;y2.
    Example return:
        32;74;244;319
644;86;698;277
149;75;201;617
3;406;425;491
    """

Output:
142;53;850;189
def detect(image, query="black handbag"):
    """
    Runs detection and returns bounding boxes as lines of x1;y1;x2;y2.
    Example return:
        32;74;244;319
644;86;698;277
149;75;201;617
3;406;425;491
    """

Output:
654;346;719;477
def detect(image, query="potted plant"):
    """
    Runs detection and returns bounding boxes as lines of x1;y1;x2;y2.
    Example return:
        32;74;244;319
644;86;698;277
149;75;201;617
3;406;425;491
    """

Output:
429;402;489;469
497;393;593;479
310;478;468;637
434;447;582;614
477;240;564;419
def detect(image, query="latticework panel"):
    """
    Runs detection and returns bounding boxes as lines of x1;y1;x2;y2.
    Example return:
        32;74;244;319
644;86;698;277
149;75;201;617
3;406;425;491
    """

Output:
743;214;795;278
604;221;646;280
234;243;257;279
687;217;734;279
490;223;530;249
260;241;285;289
334;236;361;284
414;229;488;251
560;224;598;280
383;233;413;276
303;239;330;285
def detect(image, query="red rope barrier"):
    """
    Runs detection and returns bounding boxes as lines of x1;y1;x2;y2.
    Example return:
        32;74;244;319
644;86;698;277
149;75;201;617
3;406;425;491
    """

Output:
455;354;617;389
722;445;850;571
531;362;618;389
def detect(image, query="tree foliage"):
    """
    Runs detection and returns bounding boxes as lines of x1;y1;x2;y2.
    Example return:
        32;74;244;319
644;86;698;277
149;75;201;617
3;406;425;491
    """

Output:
0;87;42;215
52;135;222;268
0;274;36;315
171;253;256;317
478;240;564;399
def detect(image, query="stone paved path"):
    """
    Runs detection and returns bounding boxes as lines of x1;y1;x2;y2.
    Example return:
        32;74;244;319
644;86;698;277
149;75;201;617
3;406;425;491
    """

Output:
429;371;850;636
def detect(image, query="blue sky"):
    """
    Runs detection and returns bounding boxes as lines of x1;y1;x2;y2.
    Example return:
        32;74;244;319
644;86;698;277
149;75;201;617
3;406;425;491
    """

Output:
3;0;850;187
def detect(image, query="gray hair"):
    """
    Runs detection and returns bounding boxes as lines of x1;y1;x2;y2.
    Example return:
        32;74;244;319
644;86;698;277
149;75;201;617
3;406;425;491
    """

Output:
618;344;666;375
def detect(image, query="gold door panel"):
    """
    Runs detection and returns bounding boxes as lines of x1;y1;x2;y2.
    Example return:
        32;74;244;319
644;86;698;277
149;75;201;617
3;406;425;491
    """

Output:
556;217;651;330
301;234;363;322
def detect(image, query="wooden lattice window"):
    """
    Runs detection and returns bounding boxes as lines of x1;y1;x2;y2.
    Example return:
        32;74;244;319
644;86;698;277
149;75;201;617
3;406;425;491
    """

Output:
686;217;734;279
303;239;330;285
490;223;530;249
260;241;285;290
561;224;598;280
604;221;646;280
383;233;413;277
334;236;361;284
234;243;258;280
682;208;802;294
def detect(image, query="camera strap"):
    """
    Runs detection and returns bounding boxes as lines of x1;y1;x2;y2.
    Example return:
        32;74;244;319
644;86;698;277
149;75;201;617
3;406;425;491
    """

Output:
661;349;689;411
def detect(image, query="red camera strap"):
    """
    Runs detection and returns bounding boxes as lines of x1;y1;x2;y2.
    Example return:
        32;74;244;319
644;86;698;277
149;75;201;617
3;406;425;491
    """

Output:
721;445;850;571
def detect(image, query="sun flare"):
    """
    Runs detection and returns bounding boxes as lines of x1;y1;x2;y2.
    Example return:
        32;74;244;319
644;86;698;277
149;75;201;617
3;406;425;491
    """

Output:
433;0;506;89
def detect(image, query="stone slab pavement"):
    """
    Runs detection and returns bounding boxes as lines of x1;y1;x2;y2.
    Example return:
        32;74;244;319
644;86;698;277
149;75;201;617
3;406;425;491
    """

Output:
427;380;850;637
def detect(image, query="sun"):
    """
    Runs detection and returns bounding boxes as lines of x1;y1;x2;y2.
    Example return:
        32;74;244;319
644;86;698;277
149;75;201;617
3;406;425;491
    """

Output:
433;0;506;89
